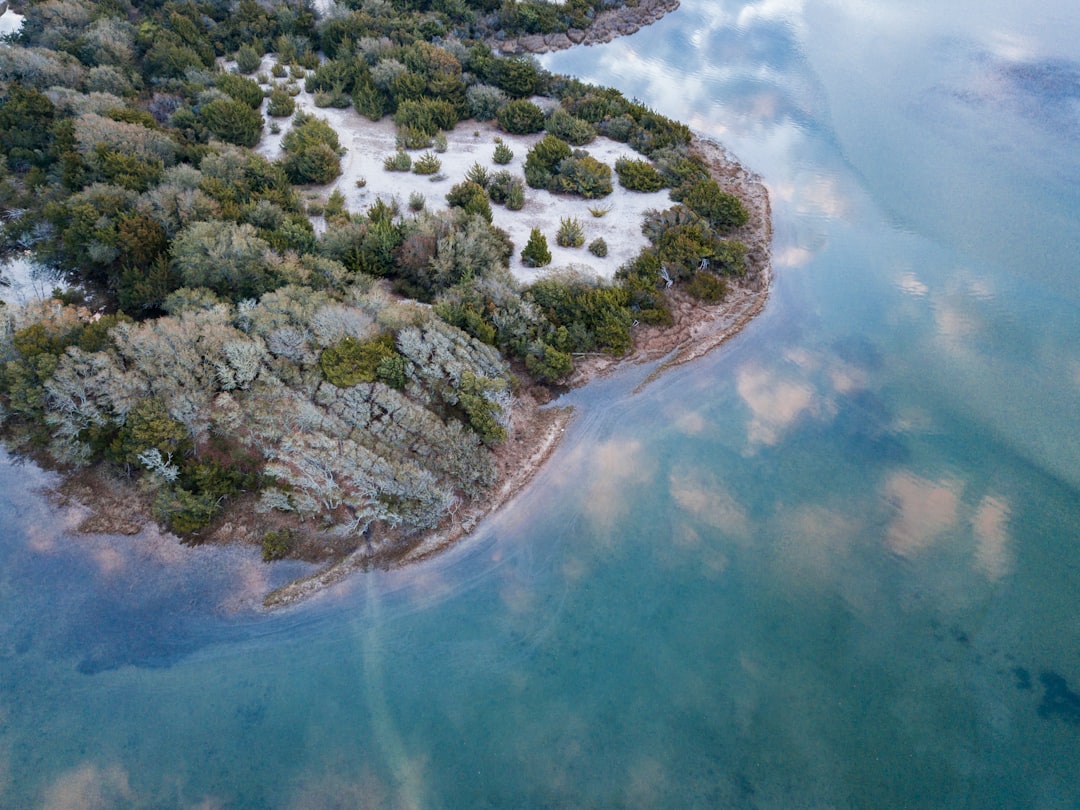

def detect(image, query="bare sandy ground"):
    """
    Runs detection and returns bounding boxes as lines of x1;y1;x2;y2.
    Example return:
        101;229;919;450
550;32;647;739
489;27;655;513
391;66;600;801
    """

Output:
252;61;674;284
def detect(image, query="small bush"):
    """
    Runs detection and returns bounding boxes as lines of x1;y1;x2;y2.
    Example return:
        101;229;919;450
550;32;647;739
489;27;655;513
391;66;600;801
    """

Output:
446;181;493;222
551;154;613;199
545;108;595;146
465;162;491;188
556;217;585;248
266;87;295;117
412;152;442;175
313;88;351;108
671;178;749;230
685;271;728;302
408;191;425;211
524;134;572;190
320;333;399;387
492;140;514;165
487;170;519;205
496;99;545;135
271;63;287;78
521;227;551;267
384;150;412;171
467;83;508;120
433;132;448;153
615;157;665;192
506;182;525;210
393;98;458;135
588;237;608;257
588;204;612;217
396;125;432;150
262;529;296;561
235;45;262;75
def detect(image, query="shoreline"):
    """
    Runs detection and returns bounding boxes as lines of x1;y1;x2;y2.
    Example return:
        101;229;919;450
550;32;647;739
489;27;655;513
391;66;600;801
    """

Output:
485;0;682;55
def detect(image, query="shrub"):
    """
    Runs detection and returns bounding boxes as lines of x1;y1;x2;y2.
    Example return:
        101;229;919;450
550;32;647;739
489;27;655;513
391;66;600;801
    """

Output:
383;150;412;171
393;98;458;136
487;170;520;205
506;182;525;210
615;157;665;192
466;83;508;120
313;88;351;108
433;132;448;153
155;487;220;535
282;112;344;184
489;56;543;98
524;134;572;190
262;529;295;561
588;237;608;257
685;271;728;302
266;88;295;117
408;191;425;211
412;152;442;175
671;178;749;230
235;45;262;75
545;108;595;146
525;344;573;383
556;217;585;248
496;99;545;135
551;154;612;199
588;204;612;217
216;73;264;109
465;162;491;188
396;125;432;150
199;97;263;148
492;140;514;165
319;333;399;387
445;181;492;222
521;228;551;267
271;63;287;78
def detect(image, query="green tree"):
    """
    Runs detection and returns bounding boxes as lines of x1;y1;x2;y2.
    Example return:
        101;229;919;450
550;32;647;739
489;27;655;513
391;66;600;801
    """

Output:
200;97;264;148
521;228;551;268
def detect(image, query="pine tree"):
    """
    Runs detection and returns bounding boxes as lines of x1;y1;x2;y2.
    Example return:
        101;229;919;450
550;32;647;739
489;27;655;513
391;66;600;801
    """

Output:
521;228;551;268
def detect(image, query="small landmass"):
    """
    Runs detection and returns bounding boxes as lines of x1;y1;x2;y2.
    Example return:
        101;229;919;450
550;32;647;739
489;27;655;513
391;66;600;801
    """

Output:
0;0;770;607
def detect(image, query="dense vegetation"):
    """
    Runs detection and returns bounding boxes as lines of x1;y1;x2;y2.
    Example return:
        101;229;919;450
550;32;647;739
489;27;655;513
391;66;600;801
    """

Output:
0;0;751;561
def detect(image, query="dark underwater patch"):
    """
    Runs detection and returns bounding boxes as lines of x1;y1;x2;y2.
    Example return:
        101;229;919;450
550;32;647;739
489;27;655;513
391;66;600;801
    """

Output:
1037;670;1080;724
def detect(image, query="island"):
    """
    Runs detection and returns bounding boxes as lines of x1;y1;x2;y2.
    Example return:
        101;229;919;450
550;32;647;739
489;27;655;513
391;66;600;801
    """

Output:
0;0;770;607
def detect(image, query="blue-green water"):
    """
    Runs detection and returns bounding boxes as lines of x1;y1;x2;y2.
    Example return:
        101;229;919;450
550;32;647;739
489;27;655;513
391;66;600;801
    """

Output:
3;0;1080;806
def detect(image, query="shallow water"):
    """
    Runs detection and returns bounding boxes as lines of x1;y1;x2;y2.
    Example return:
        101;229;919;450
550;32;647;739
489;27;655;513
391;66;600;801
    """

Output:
3;0;1080;806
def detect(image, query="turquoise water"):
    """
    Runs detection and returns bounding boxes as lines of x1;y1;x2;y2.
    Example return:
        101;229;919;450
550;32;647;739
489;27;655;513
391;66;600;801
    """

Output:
3;0;1080;806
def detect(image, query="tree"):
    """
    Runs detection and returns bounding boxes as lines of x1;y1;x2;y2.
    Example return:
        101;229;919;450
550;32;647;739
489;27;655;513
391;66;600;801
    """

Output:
496;99;545;135
521;228;551;268
524;134;571;190
199;97;264;148
170;221;274;300
282;112;344;184
672;178;749;231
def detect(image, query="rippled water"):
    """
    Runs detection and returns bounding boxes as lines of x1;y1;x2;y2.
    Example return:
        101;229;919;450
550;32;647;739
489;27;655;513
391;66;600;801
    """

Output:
2;1;1080;806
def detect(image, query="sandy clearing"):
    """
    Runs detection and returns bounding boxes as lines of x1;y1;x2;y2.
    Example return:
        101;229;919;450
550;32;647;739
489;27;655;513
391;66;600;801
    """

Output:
248;56;673;284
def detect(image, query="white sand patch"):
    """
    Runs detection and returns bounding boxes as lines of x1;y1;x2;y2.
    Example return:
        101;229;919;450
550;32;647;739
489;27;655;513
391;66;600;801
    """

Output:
0;8;24;37
248;57;672;285
0;256;64;306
